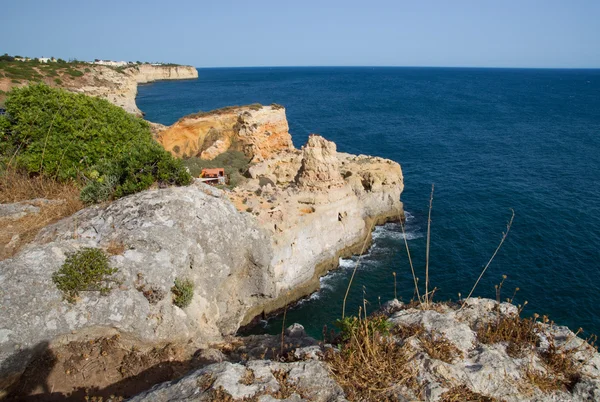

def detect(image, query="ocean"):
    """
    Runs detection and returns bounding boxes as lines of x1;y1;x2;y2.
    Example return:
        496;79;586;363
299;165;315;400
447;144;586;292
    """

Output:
137;67;600;338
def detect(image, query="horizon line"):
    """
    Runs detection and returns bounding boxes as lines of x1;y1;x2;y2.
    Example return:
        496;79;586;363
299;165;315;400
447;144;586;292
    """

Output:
193;65;600;70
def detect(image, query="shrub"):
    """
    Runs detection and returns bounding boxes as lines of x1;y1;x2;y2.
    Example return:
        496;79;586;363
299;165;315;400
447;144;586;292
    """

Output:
54;78;62;85
66;69;83;77
270;103;284;110
171;277;194;308
52;248;118;303
1;84;192;201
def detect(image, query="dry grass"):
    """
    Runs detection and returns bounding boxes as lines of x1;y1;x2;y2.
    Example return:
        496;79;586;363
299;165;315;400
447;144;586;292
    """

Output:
105;240;126;256
418;331;464;363
326;316;419;401
523;366;563;393
538;337;584;391
0;168;81;203
0;169;83;259
393;323;463;363
239;368;255;386
439;384;498;402
476;311;540;358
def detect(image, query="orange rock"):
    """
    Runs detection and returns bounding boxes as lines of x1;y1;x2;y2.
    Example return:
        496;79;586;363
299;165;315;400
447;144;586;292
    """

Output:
156;105;294;160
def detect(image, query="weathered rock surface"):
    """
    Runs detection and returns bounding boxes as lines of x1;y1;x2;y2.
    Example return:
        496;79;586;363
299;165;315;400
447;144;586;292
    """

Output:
387;298;600;401
0;182;274;390
123;297;600;401
0;199;63;220
228;135;404;321
128;359;347;402
156;105;294;161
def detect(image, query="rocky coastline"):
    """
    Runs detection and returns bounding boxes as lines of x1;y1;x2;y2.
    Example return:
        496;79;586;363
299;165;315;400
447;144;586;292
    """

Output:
0;103;404;397
2;83;599;401
0;64;198;116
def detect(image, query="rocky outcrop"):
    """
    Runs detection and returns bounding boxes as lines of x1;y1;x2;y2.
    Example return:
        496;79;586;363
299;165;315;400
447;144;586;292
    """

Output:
156;105;294;161
384;298;600;401
129;359;346;402
296;135;345;189
228;135;404;321
0;134;404;392
127;298;600;401
0;64;197;115
0;183;274;390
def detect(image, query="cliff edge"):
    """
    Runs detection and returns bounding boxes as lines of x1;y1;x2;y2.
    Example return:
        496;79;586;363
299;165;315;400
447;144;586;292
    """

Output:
0;63;198;115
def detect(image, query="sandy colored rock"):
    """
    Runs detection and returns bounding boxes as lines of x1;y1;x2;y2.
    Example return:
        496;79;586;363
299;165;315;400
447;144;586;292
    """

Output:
296;135;345;189
156;105;294;160
0;64;197;115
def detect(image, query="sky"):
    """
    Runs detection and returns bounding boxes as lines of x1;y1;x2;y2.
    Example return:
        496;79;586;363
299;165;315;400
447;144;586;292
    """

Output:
1;0;599;68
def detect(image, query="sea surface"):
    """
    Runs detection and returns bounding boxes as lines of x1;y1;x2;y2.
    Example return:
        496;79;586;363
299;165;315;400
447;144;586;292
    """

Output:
138;67;600;338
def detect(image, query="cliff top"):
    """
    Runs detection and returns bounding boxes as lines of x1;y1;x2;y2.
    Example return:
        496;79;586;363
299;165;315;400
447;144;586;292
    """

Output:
0;57;197;114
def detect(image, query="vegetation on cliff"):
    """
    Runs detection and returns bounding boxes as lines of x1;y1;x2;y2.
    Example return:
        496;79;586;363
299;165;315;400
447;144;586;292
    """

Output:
0;84;191;203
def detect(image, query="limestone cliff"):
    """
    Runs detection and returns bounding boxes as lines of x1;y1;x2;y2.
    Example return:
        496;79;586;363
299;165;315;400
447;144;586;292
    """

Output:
229;135;404;321
0;136;403;391
156;105;294;161
0;64;198;115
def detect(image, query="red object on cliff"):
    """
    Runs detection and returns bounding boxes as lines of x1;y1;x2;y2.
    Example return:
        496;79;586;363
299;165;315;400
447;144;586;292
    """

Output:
200;168;226;185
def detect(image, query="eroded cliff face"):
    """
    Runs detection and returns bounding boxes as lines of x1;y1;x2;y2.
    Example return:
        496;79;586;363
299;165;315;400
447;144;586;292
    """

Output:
0;106;404;392
0;64;198;115
156;105;294;161
228;135;404;321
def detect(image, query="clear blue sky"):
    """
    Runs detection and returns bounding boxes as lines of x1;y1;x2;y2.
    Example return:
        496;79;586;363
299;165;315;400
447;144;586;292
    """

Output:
2;0;599;68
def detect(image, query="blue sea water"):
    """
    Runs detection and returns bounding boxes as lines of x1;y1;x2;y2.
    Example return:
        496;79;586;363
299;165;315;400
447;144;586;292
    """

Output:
138;67;600;337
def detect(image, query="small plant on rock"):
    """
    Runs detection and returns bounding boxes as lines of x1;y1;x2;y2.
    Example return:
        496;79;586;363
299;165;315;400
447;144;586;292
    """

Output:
52;248;119;303
171;277;194;308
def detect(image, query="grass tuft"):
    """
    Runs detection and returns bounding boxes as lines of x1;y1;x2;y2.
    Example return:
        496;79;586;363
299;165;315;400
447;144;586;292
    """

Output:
476;308;540;358
52;247;119;303
171;277;194;308
326;314;419;401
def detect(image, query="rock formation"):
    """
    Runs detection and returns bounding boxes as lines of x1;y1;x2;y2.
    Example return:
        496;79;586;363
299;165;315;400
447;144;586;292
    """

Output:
0;132;404;392
123;299;600;401
156;105;294;161
0;183;274;390
0;64;198;115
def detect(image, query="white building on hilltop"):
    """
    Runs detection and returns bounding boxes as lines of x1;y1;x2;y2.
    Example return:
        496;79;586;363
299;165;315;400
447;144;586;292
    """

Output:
93;59;131;67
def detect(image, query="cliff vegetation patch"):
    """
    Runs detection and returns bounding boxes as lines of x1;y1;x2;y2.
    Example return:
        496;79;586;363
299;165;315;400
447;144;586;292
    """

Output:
171;277;194;308
52;247;119;303
0;83;191;205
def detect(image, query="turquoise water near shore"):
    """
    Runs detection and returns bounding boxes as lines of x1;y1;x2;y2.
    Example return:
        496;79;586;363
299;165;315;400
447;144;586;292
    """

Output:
138;67;600;337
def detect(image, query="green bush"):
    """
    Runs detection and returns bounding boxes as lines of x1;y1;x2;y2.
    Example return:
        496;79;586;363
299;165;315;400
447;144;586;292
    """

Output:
66;69;84;77
54;78;62;85
335;315;392;342
171;277;194;308
1;84;192;201
52;248;119;303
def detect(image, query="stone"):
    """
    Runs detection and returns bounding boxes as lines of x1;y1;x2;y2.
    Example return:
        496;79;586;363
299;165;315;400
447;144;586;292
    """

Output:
128;360;348;402
0;181;274;388
296;135;344;190
285;323;306;338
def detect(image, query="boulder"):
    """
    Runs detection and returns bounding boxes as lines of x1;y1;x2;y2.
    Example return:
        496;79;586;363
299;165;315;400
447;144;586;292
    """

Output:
0;182;274;389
